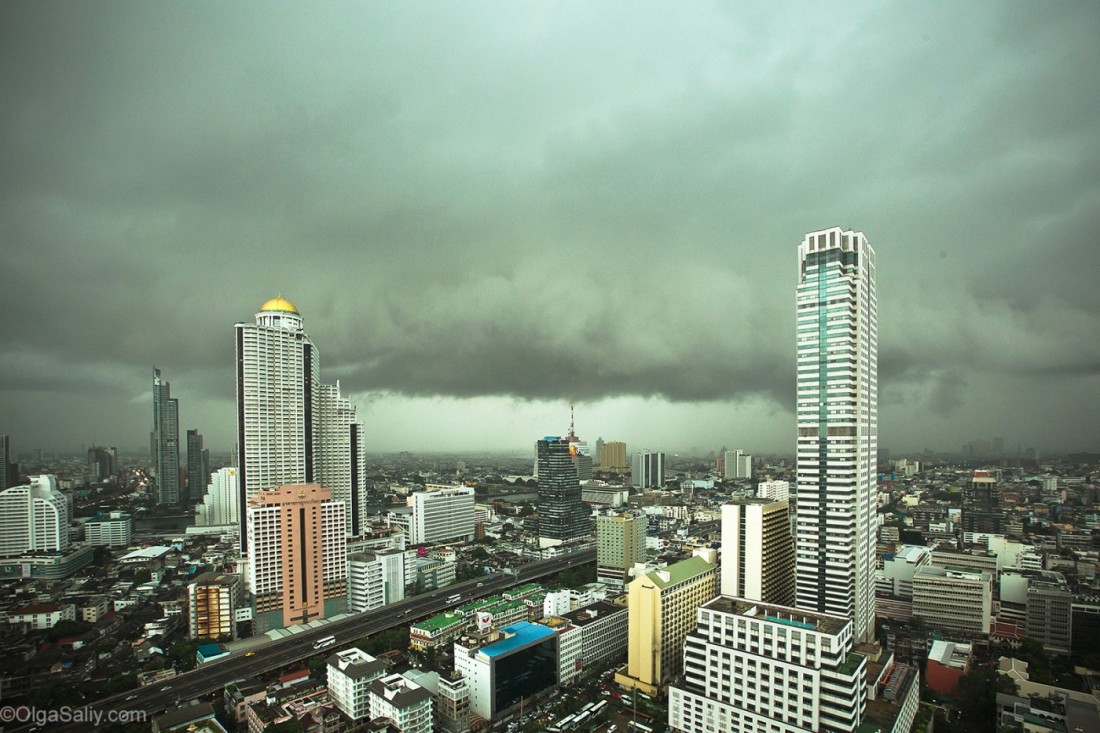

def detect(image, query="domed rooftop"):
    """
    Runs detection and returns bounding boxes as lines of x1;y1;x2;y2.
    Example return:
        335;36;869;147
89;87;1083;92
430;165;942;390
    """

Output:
259;295;299;315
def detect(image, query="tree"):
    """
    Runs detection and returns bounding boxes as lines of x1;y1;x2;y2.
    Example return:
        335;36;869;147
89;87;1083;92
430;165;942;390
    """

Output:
955;668;1000;733
48;618;92;641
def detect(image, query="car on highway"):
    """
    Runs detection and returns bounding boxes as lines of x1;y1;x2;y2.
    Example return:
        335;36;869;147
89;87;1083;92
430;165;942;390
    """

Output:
159;686;171;691
244;651;255;657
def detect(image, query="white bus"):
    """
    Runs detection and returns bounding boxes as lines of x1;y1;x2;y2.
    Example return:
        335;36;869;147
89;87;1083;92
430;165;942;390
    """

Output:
313;635;336;650
447;593;462;604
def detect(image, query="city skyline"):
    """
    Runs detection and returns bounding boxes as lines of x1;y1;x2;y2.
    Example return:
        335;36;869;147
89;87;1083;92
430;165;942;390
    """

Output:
2;3;1098;457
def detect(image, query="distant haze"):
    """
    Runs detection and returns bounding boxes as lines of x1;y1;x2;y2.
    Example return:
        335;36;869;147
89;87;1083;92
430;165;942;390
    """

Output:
1;2;1098;457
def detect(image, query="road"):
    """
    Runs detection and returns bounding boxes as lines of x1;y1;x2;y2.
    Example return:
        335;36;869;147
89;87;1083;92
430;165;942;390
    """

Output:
31;548;595;732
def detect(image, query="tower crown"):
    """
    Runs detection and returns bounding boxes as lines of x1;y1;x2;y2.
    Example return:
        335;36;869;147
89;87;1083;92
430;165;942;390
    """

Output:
259;295;299;315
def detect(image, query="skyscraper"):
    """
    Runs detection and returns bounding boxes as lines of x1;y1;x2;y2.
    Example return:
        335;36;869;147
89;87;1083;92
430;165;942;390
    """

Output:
630;450;665;489
0;435;10;490
317;382;367;535
795;227;877;642
596;511;646;588
536;436;589;548
235;297;317;549
151;367;180;505
235;296;367;547
247;483;347;631
0;475;70;555
186;429;210;510
720;499;794;605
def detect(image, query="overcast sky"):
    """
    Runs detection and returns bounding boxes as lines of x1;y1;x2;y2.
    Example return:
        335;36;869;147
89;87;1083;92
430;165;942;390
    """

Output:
2;2;1098;458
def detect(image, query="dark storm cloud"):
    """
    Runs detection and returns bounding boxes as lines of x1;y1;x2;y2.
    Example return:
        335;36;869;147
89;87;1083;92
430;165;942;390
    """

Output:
1;1;1099;453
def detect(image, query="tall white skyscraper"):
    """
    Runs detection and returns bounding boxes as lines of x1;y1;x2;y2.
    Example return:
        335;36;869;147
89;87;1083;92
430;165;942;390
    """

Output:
235;296;366;547
317;382;368;536
0;475;70;555
795;227;878;642
151;367;180;505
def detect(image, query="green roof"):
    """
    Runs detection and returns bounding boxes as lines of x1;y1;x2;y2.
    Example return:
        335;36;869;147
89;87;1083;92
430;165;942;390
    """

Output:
485;599;527;614
838;651;866;676
642;556;715;589
412;612;465;633
458;596;502;614
505;583;542;598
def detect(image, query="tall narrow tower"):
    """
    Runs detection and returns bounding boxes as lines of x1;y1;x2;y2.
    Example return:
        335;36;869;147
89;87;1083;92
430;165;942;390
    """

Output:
151;367;180;505
536;436;589;548
795;227;877;642
235;296;318;549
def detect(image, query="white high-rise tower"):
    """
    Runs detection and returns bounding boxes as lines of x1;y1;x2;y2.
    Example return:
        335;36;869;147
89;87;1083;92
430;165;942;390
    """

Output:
235;296;318;549
795;227;877;642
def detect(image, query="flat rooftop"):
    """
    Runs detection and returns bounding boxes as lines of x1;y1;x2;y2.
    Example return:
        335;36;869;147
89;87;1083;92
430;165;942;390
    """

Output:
703;596;848;636
480;622;555;659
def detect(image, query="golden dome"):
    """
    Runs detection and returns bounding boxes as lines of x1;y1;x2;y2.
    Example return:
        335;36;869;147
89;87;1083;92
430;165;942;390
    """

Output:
259;295;299;315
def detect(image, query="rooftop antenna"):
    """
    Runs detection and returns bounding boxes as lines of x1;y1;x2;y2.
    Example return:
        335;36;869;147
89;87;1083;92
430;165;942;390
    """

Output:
569;403;576;439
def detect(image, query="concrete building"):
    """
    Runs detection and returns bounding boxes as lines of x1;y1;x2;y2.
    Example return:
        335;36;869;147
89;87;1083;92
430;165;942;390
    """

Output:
316;381;367;535
0;434;9;490
454;621;560;722
599;441;628;473
152;367;181;506
962;469;1003;535
614;552;718;695
536;437;589;548
912;565;992;635
326;647;387;720
720;499;794;605
723;449;752;480
84;511;132;547
186;429;209;509
402;669;471;733
0;474;70;555
348;548;410;613
669;596;870;733
195;467;240;528
756;480;790;502
1026;574;1073;655
562;600;629;672
246;483;347;631
876;545;930;598
6;602;76;630
407;484;475;546
631;450;665;489
795;227;878;643
188;572;244;640
369;673;433;733
596;512;646;588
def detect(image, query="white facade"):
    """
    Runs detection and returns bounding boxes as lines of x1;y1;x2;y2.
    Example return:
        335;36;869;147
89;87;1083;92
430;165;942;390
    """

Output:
0;475;70;555
795;227;878;642
912;565;992;635
348;549;410;613
875;545;930;598
720;500;794;605
84;511;132;547
756;480;790;502
369;673;433;733
723;450;752;480
669;596;867;733
408;485;475;546
6;603;76;630
236;298;317;550
195;467;240;527
327;647;387;720
317;381;368;535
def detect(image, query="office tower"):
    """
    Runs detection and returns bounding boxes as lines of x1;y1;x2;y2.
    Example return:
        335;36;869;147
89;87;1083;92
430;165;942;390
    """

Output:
188;572;244;640
0;475;70;555
536;437;590;548
669;598;878;733
454;622;560;722
246;483;347;631
596;512;646;588
0;435;10;490
795;227;878;643
720;499;794;605
87;445;115;480
317;382;367;535
961;469;1003;534
1026;573;1072;655
594;437;604;467
630;450;665;489
348;549;410;612
614;552;717;695
236;297;318;549
599;440;628;472
151;367;181;505
186;429;210;509
723;449;752;480
405;484;476;546
84;511;132;547
911;565;992;635
195;467;240;527
327;648;388;720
